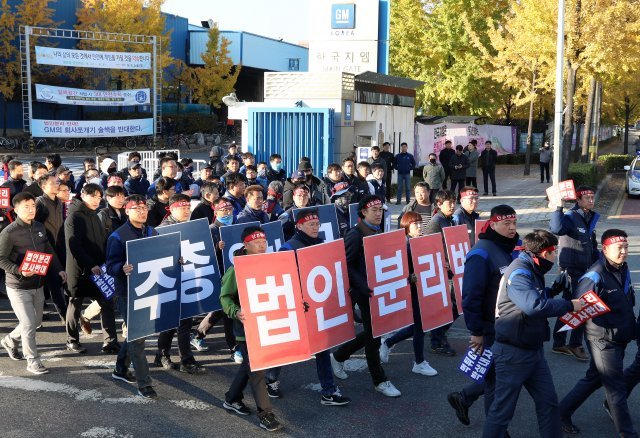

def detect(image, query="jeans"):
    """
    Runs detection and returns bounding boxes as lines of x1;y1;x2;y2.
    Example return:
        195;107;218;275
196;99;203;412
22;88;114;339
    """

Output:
552;271;584;348
385;290;425;363
67;294;117;345
197;310;236;350
115;293;152;389
483;167;496;194
396;173;411;204
559;340;638;437
483;342;562;438
333;294;388;386
157;317;194;364
540;162;550;182
461;335;496;415
6;286;45;360
226;342;272;417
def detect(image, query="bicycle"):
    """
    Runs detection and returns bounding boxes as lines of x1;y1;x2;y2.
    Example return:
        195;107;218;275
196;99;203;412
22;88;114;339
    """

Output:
22;137;52;154
94;138;123;156
0;136;17;150
168;133;193;149
63;137;93;152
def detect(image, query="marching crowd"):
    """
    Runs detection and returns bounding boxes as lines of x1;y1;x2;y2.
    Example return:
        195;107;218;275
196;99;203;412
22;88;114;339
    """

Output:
0;139;638;435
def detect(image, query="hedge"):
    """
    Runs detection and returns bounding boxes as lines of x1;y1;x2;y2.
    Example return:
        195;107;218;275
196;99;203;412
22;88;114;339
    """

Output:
567;162;606;188
596;154;635;172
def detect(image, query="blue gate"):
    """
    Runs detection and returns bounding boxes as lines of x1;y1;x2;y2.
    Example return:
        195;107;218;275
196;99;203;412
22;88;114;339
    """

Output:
248;108;335;177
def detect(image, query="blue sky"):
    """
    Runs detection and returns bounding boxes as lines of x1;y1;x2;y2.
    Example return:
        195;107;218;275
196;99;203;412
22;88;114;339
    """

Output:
161;0;310;44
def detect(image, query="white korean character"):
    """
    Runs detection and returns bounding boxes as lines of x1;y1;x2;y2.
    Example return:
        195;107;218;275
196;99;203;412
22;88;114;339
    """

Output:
372;250;408;316
306;262;348;331
417;252;448;306
133;256;178;320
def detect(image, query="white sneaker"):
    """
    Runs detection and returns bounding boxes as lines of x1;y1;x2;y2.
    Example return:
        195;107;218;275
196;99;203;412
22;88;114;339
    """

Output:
379;341;393;363
375;380;401;397
27;359;49;375
330;353;348;380
232;350;243;364
412;361;438;376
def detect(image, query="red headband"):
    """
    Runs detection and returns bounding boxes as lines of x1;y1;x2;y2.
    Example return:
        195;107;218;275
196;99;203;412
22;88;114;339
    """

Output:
214;200;234;212
365;199;383;209
603;236;627;246
243;231;266;243
460;190;479;199
170;201;191;209
125;201;146;210
539;245;556;253
577;190;595;198
481;213;517;233
296;213;319;225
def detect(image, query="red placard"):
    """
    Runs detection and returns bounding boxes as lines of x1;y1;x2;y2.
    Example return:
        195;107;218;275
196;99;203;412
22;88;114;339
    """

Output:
364;229;413;338
0;187;9;209
19;250;53;276
546;179;576;207
409;233;454;331
234;251;311;371
443;225;471;314
297;239;356;354
557;290;611;332
475;220;488;241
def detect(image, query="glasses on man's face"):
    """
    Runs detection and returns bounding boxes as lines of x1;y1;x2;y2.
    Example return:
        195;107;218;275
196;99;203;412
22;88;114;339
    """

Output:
129;206;148;212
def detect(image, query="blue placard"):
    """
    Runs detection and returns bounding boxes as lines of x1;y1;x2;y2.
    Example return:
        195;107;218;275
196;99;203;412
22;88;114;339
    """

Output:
156;218;222;319
331;3;355;29
220;220;284;270
90;264;116;300
292;204;340;242
459;347;493;382
126;232;182;341
348;203;359;228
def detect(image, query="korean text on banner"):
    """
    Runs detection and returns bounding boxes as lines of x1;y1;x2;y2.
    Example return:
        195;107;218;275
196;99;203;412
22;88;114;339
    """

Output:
293;204;340;242
459;347;494;383
156;218;222;319
220;221;284;270
409;233;454;331
19;250;52;276
0;187;9;208
443;225;471;314
297;239;355;354
90;264;116;300
364;229;413;338
35;46;151;70
31;119;154;139
557;290;611;332
235;251;311;371
35;84;150;107
126;232;182;341
546;180;576;208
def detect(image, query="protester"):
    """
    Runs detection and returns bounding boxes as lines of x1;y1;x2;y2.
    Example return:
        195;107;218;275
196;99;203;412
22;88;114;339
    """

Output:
342;157;368;202
220;225;284;431
237;185;269;224
330;182;352;238
124;161;150;196
323;163;343;201
480;141;497;196
397;182;432;233
148;157;182;197
366;163;385;201
222;174;247;220
453;187;480;244
394;142;416;205
368;146;387;177
190;181;219;224
266;154;286;183
146;177;176;228
1;160;27;202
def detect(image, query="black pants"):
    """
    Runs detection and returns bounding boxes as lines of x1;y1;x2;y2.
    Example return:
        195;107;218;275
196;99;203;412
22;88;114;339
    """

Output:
225;342;272;417
196;310;237;350
443;169;451;190
333;294;388;386
157;317;194;364
385;171;392;202
540;162;550;182
552;271;585;348
451;179;465;198
465;177;477;188
624;344;640;397
559;340;638;437
483;167;496;194
44;273;67;320
66;294;117;345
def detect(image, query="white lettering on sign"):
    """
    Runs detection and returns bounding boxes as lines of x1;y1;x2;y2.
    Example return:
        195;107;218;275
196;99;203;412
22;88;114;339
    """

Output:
373;250;408;316
180;240;214;303
307;262;348;331
417;252;448;306
134;256;176;296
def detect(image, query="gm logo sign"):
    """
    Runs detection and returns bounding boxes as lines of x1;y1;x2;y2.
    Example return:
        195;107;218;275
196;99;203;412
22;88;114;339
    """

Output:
331;4;355;29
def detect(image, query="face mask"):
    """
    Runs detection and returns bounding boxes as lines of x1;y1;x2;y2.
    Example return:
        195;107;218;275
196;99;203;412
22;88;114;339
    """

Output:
430;158;436;164
258;169;266;177
272;163;282;172
218;214;233;226
89;177;102;185
175;171;183;180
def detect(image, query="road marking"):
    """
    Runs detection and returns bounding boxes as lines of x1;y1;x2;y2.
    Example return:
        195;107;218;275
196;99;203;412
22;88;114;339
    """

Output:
343;358;367;372
169;399;212;410
80;427;133;438
301;383;322;392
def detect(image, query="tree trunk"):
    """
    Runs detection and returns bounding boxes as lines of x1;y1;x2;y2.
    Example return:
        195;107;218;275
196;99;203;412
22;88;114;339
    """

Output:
573;105;583;163
581;77;596;163
524;69;537;176
590;80;601;161
593;82;602;158
623;95;633;155
561;63;577;180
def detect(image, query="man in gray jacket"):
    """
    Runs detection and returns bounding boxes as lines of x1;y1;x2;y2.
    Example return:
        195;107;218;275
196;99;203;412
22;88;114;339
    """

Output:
423;153;445;204
539;143;552;183
465;142;479;188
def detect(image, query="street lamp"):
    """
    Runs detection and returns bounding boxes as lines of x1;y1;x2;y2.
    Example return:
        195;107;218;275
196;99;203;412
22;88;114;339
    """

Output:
552;0;565;183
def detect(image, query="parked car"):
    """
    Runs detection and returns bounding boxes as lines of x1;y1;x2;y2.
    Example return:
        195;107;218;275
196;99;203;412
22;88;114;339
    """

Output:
624;154;640;197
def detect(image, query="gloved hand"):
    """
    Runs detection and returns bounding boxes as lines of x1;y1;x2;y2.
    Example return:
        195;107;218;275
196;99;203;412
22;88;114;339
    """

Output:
550;271;571;297
303;301;310;313
408;273;418;284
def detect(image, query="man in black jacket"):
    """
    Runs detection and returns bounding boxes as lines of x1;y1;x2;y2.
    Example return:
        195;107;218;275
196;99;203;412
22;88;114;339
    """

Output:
380;142;395;202
146;177;176;228
331;195;401;397
98;185;127;236
449;145;470;199
439;141;455;190
1;160;27;203
190;181;219;225
266;153;287;183
0;192;66;375
64;183;118;354
480;141;498;196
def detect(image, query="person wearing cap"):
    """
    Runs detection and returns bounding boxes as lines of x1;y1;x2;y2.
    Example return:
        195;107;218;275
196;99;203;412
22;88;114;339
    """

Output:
330;181;353;238
124;161;150;196
483;230;581;438
549;185;599;361
190;181;219;225
220;225;284;432
298;160;326;205
190;198;240;360
119;152;148;180
107;194;158;399
193;165;214;188
447;205;520;427
208;146;226;177
282;170;308;210
237;185;270;224
55;166;74;193
559;230;638;437
449;145;470;200
64;183;118;355
146;177;177;228
262;209;351;406
331;194;402;397
453;186;480;245
263;181;285;221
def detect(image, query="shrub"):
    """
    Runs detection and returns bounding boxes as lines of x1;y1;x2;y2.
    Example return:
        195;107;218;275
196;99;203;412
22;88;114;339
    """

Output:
597;154;634;172
568;162;605;187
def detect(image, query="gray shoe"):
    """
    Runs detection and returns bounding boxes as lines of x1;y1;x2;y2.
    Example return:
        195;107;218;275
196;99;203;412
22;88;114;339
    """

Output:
27;359;49;375
1;336;23;361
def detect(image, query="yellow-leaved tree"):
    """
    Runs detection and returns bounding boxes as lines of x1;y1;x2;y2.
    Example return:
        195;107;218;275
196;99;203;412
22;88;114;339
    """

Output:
0;0;18;135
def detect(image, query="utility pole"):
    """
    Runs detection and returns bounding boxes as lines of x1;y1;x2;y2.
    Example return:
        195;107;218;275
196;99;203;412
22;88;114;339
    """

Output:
552;0;565;184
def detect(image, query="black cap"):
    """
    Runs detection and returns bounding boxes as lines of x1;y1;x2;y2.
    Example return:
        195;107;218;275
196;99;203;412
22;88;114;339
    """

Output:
128;162;142;170
298;161;312;171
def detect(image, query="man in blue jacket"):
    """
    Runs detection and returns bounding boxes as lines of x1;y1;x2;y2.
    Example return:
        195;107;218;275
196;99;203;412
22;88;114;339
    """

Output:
107;194;158;399
448;205;519;426
549;185;599;361
559;229;638;437
236;185;269;224
393;142;416;205
483;230;581;437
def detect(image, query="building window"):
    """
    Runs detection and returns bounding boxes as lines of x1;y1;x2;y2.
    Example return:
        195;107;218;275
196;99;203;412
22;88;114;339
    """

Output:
288;58;300;71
